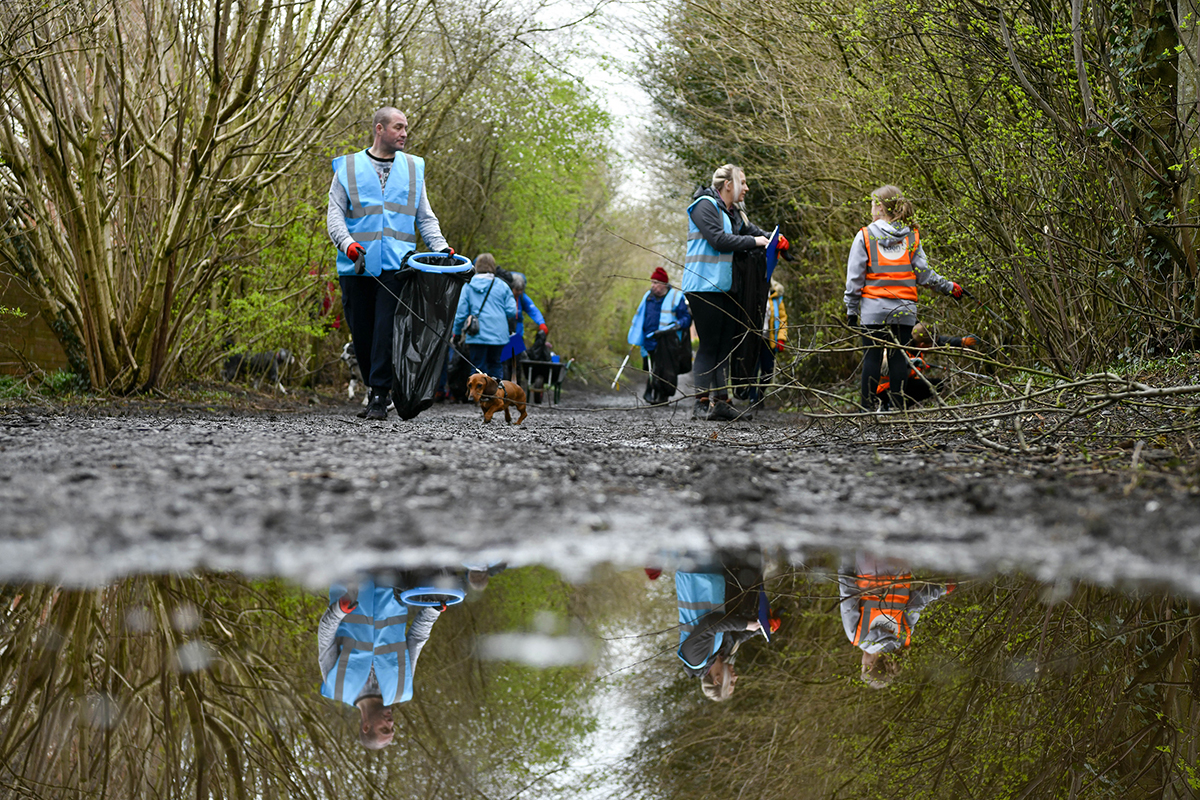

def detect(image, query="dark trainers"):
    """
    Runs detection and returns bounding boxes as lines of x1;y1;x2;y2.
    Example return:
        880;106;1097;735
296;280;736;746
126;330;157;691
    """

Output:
708;399;739;421
692;399;710;420
364;391;390;420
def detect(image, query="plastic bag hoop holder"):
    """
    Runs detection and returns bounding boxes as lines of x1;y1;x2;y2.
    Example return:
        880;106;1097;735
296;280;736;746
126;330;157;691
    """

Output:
399;587;467;607
403;252;475;274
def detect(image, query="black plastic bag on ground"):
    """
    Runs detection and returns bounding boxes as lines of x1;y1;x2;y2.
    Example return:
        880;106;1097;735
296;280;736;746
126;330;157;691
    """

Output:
391;253;474;420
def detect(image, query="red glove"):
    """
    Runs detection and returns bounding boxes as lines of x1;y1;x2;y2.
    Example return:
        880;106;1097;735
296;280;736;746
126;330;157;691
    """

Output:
346;242;365;262
538;323;549;334
644;568;662;581
768;611;781;634
338;596;358;613
775;339;785;353
777;234;789;251
950;282;964;299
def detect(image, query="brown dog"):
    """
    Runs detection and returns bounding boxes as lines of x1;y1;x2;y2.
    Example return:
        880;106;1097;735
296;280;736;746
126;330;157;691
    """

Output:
466;372;528;425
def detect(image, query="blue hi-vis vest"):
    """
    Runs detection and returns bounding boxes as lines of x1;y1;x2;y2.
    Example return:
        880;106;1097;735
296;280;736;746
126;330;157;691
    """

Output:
676;571;726;670
627;287;684;354
332;150;425;276
684;196;734;293
320;580;413;706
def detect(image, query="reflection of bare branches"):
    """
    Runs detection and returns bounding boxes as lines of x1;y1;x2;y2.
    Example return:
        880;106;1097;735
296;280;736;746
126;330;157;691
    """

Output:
632;565;1200;799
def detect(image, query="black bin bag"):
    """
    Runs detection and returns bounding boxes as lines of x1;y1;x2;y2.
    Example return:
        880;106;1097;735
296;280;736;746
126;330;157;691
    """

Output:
391;253;474;420
730;248;770;391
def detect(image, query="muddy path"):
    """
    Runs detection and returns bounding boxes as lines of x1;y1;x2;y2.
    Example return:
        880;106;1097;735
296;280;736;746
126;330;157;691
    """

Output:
1;385;1197;592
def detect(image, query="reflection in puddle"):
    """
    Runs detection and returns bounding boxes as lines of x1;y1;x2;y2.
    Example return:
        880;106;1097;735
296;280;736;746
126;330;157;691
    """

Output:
1;552;1197;798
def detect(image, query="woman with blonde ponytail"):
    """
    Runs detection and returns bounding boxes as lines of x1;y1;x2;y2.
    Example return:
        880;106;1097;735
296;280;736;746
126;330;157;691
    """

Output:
683;164;771;421
844;185;963;411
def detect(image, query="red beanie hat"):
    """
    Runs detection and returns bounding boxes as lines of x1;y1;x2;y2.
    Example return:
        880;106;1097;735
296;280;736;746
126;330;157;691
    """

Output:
650;267;669;284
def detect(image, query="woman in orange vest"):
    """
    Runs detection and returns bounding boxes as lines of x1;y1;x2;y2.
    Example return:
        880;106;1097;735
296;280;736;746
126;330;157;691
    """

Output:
839;552;953;688
843;185;963;411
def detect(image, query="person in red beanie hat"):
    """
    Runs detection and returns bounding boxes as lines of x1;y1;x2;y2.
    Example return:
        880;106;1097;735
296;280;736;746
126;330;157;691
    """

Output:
626;267;692;405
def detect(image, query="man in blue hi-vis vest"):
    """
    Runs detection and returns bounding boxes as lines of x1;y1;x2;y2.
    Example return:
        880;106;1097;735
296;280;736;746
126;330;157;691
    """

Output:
317;579;441;749
327;107;452;421
676;552;771;702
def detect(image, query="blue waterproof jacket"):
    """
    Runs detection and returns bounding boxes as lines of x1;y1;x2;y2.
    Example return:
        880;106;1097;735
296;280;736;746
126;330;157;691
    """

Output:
454;274;518;345
319;579;413;706
331;150;425;276
512;274;546;337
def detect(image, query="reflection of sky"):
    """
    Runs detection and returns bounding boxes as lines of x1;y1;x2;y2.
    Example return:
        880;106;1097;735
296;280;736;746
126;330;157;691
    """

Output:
533;576;674;799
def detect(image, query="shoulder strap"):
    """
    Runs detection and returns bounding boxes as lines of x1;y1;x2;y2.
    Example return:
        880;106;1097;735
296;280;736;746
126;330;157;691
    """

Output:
475;275;497;314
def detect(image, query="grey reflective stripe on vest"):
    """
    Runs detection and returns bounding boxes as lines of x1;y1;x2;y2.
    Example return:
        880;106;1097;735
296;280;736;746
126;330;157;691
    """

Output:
685;253;731;265
868;278;916;286
349;230;418;244
374;615;407;629
687;231;705;241
679;601;723;634
345;152;367;220
390;154;419;214
332;635;374;703
345;153;419;219
374;640;408;656
865;232;917;274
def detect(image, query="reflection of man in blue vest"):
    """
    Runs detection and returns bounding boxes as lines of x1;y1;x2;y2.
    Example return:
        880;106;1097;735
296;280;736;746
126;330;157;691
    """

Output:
317;579;441;749
327;107;451;421
676;554;766;702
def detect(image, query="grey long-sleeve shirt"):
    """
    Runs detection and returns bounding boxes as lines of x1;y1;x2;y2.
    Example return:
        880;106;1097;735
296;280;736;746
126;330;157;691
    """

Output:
317;601;441;702
326;150;448;255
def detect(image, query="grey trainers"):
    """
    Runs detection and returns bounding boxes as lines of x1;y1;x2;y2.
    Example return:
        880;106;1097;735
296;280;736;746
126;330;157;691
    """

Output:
691;399;710;420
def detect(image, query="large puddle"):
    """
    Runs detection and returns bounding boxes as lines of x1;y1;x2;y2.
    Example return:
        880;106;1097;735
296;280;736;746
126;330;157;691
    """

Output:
3;547;1196;798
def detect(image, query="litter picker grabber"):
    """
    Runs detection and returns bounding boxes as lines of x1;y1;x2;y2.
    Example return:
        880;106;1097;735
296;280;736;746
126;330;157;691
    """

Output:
612;346;636;390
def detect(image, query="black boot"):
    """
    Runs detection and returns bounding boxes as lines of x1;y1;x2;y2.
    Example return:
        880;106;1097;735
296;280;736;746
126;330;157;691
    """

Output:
364;389;390;420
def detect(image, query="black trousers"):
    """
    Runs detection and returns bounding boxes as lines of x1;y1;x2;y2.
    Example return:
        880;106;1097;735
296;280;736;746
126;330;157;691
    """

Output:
340;271;403;391
686;291;741;399
860;324;913;411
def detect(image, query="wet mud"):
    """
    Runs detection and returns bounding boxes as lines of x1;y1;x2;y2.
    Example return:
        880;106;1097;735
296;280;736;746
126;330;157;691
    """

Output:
1;386;1197;591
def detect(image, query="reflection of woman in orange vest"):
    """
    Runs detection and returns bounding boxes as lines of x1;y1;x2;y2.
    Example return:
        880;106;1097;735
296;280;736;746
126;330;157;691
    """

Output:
838;553;952;688
843;185;963;411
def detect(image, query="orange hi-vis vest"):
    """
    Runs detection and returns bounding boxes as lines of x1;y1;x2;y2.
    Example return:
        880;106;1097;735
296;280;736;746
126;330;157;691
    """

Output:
861;227;919;302
852;573;913;647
